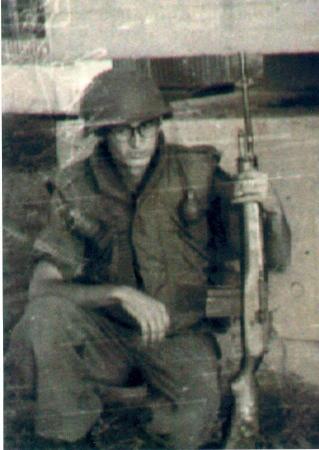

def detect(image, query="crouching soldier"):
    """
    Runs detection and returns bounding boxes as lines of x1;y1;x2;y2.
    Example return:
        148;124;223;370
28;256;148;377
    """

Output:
5;71;290;449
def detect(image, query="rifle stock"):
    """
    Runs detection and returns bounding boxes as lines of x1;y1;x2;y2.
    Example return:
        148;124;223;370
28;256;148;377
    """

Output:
225;53;269;449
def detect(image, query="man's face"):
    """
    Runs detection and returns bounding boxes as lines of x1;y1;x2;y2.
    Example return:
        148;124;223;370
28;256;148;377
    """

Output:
106;118;160;174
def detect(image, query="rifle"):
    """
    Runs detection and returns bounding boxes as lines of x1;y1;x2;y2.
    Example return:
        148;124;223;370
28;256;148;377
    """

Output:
225;53;269;449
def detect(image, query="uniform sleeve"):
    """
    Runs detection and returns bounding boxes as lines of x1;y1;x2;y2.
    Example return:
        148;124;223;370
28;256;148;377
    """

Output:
209;166;241;259
32;192;85;281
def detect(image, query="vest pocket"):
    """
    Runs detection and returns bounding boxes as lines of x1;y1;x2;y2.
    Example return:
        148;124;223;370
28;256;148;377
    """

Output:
171;213;209;263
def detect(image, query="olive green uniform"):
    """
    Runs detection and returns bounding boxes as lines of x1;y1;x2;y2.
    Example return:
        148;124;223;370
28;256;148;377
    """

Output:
6;137;289;448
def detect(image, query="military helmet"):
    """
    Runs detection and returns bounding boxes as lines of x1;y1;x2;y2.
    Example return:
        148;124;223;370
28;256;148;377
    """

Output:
80;70;171;133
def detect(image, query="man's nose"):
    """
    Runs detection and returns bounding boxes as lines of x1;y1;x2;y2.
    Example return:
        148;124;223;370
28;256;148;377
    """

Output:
130;129;142;147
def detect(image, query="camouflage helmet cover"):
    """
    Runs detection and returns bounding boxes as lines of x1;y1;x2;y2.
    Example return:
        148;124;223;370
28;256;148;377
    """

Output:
80;70;171;132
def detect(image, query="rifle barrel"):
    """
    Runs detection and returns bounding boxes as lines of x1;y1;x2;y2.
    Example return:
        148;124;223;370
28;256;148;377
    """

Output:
239;52;254;159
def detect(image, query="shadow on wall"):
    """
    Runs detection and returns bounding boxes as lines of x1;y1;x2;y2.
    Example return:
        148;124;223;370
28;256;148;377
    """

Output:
257;370;319;449
212;369;319;450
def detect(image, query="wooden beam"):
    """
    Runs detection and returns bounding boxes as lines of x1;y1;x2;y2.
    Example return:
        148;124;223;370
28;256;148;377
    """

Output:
45;0;319;59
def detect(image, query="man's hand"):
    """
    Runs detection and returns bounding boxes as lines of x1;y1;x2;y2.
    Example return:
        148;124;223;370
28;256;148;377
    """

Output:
233;169;280;213
114;286;170;345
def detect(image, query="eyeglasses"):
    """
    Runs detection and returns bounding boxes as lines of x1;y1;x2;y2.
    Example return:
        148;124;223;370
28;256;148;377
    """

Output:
110;119;160;141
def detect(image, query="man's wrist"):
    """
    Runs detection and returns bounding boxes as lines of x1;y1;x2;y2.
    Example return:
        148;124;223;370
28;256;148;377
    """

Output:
104;284;134;303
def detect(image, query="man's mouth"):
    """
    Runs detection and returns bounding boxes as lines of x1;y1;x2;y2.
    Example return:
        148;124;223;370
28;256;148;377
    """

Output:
129;153;150;159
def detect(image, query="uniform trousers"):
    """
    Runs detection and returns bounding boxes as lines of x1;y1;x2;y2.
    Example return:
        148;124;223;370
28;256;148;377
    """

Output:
6;295;220;449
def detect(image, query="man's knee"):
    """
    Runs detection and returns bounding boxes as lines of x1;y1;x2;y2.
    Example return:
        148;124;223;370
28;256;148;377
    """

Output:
145;367;221;448
22;296;79;348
